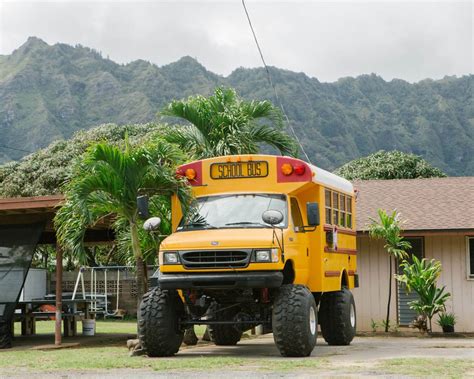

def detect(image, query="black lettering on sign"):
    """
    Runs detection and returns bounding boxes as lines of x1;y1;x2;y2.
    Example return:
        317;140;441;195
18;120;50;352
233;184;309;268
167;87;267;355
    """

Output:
210;161;268;179
218;164;225;178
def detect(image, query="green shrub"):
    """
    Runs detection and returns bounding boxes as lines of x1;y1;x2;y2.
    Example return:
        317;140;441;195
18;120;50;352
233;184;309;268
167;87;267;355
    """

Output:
396;255;451;332
437;312;456;327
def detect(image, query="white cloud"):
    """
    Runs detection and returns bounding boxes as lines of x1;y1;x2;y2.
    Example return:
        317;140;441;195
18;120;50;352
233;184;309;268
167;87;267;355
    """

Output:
0;0;471;82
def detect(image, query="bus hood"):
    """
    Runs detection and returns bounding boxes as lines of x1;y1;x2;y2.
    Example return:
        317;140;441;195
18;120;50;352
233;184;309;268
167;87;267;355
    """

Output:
160;228;279;250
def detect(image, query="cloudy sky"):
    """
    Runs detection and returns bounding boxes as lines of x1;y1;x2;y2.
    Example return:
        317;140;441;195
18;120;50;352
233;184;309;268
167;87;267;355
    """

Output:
0;0;472;82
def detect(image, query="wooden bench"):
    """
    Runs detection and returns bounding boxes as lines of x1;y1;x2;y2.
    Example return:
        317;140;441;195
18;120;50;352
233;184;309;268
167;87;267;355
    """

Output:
14;312;84;337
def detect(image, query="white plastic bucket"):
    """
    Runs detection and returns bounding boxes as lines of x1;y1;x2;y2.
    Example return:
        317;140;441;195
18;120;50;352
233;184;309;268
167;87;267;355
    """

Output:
82;319;96;336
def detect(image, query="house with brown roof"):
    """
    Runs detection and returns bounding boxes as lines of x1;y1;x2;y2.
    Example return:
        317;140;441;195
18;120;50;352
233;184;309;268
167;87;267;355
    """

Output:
352;177;474;332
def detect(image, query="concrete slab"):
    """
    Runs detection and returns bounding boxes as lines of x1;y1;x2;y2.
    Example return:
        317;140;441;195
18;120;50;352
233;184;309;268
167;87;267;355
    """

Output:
176;334;474;361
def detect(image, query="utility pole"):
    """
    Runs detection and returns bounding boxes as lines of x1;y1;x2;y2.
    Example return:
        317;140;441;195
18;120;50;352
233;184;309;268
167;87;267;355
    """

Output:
55;245;63;346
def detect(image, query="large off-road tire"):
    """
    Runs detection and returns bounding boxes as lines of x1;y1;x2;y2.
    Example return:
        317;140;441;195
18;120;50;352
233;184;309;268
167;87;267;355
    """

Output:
208;305;242;346
319;287;356;345
272;284;317;357
0;321;12;349
138;287;185;357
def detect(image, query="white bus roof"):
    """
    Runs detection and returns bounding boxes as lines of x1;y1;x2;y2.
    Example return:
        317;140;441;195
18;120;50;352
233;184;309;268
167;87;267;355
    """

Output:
309;164;353;194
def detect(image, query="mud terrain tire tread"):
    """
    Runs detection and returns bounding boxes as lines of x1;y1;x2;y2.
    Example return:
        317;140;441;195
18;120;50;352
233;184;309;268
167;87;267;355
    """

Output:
138;287;184;357
319;288;356;345
272;284;317;357
209;306;242;346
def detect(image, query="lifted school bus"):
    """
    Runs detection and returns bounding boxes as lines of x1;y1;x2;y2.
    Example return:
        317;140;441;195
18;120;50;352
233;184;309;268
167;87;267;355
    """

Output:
139;155;358;357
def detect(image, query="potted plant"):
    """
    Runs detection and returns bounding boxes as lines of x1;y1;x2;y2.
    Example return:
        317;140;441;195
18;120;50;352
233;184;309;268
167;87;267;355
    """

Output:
437;312;456;333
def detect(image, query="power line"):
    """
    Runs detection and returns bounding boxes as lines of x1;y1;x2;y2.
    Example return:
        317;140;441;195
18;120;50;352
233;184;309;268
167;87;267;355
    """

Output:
241;0;312;164
0;144;32;154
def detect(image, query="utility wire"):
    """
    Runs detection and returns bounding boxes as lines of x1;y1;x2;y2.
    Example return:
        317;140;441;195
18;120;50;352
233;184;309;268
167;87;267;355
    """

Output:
241;0;312;164
0;144;32;154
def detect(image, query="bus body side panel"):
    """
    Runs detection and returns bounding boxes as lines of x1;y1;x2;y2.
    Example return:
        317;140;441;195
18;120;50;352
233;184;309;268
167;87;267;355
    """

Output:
319;186;357;292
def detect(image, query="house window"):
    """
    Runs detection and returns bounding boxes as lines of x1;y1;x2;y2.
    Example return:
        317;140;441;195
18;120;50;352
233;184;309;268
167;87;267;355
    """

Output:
324;189;353;228
467;237;474;279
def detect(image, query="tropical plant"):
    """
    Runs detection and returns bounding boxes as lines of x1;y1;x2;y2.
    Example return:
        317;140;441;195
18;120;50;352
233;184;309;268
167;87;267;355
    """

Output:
334;150;447;180
381;319;391;332
396;256;451;332
437;312;456;328
160;87;298;159
368;209;411;332
370;319;379;332
55;138;191;304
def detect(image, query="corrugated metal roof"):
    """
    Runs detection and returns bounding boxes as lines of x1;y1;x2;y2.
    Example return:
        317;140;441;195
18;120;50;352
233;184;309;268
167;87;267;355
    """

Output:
354;177;474;231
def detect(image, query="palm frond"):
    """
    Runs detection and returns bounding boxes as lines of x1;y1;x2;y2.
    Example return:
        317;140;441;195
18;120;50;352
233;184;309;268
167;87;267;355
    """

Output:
249;123;299;157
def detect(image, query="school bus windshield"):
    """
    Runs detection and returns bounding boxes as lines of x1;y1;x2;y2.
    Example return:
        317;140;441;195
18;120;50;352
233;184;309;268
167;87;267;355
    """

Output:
178;193;287;231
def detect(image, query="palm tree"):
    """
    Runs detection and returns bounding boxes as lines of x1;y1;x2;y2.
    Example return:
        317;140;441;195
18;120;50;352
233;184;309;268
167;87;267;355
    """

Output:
368;209;411;332
55;138;190;304
160;87;298;158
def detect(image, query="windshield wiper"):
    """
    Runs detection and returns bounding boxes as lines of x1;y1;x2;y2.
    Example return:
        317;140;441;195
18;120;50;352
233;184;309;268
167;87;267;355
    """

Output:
183;222;217;229
224;222;271;228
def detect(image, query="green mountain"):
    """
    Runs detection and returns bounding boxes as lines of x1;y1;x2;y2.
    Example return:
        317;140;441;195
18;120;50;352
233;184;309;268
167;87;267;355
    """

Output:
1;37;472;175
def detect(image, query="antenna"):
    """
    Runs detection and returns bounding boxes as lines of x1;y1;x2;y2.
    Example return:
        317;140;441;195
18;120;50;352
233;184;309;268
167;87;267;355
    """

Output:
241;0;312;164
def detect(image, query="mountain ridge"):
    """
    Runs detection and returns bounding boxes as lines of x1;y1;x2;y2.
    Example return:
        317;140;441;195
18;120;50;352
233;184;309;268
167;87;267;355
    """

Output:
1;37;472;175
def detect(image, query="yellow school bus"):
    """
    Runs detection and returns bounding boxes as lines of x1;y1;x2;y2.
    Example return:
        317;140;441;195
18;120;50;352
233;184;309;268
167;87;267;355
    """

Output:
138;155;358;357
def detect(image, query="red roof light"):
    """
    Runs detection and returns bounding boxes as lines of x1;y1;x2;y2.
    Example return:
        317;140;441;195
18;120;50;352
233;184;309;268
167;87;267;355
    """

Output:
294;164;306;176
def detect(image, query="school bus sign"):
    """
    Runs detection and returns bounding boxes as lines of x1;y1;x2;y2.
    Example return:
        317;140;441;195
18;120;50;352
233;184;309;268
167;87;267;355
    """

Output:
210;160;268;179
138;154;358;358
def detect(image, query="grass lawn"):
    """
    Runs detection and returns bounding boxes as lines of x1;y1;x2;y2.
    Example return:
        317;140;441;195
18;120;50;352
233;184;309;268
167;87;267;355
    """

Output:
0;346;253;371
0;346;331;373
2;324;472;376
378;358;474;378
0;347;470;376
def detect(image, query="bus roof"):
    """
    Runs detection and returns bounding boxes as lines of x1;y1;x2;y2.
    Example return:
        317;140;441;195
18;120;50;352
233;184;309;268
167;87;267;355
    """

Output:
309;163;353;194
178;155;353;195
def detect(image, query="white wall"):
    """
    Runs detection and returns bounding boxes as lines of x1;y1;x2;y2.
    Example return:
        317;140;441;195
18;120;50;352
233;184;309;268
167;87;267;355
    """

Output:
353;234;474;332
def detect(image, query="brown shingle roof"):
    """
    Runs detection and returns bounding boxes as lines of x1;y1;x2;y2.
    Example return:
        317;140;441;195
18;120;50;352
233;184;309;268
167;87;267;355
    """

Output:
354;177;474;231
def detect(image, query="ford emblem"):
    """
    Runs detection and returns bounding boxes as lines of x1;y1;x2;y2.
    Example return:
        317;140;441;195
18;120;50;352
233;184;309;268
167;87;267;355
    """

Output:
211;241;219;246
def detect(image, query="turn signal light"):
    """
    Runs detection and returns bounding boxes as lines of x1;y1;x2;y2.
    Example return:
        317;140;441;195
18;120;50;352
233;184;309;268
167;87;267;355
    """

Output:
294;164;306;176
281;163;293;176
185;168;197;180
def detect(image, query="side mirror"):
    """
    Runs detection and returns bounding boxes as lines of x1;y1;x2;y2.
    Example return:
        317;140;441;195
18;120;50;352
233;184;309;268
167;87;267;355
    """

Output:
143;217;161;232
306;202;320;227
262;210;284;226
137;195;149;220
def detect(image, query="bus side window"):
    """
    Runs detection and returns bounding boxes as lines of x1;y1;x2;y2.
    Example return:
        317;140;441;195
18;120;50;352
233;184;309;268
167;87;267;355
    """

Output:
290;197;304;232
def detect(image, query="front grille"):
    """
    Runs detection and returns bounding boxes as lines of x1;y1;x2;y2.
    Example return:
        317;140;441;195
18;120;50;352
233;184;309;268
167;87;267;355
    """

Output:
180;250;251;269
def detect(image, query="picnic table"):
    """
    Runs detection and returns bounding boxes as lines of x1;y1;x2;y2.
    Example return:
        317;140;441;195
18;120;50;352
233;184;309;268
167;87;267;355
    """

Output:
14;298;93;337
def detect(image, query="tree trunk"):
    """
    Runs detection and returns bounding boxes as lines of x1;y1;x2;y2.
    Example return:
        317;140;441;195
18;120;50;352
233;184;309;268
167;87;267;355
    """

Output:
130;222;147;310
385;255;392;332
